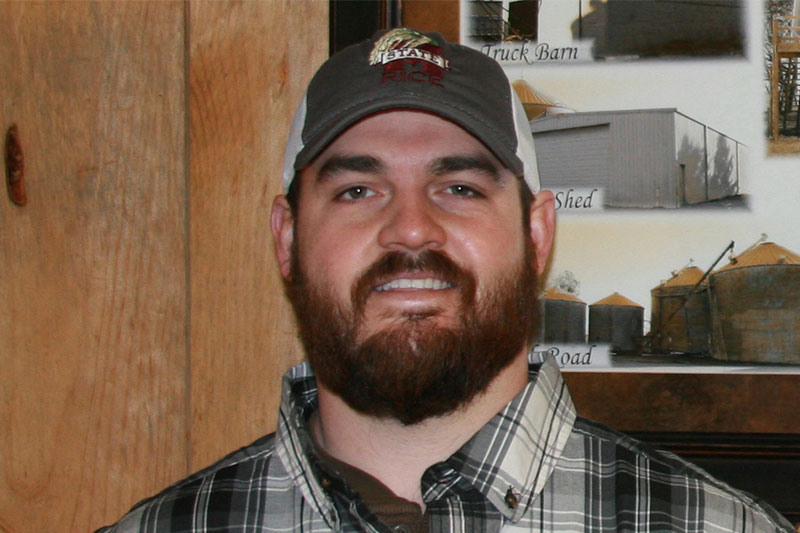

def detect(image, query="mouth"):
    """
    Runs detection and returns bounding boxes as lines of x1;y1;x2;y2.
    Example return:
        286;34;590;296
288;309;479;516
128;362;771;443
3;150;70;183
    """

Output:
374;277;454;292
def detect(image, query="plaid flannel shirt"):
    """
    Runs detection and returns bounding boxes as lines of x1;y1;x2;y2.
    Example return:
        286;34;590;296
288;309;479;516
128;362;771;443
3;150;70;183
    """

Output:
98;356;793;532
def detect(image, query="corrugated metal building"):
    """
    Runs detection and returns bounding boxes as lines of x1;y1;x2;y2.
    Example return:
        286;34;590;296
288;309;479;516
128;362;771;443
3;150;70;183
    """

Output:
650;266;711;354
529;108;746;208
588;292;644;354
602;0;744;58
708;242;800;364
543;287;586;343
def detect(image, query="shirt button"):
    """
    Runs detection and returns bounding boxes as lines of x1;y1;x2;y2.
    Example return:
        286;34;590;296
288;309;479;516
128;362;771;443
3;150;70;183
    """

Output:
505;486;519;509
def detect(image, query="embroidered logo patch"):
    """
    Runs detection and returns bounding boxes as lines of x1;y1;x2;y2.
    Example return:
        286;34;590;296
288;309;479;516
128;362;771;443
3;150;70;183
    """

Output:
368;28;449;86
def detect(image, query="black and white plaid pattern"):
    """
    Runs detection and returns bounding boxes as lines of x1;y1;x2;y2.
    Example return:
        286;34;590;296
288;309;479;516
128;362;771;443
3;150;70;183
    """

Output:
98;357;793;532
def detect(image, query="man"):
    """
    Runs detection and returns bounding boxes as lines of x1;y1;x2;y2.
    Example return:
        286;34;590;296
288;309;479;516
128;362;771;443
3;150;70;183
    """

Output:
99;28;794;532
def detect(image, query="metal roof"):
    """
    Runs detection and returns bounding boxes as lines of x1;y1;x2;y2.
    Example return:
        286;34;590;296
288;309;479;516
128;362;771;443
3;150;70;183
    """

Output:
715;242;800;272
591;292;643;308
530;107;680;131
512;80;559;121
659;266;706;287
544;287;585;303
512;80;555;106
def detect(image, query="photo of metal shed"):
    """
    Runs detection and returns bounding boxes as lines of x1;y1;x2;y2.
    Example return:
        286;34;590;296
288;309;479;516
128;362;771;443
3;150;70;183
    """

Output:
598;0;745;59
529;108;747;208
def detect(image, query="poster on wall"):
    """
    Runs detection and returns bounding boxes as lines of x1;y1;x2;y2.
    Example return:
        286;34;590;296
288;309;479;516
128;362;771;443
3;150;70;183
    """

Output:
461;0;800;374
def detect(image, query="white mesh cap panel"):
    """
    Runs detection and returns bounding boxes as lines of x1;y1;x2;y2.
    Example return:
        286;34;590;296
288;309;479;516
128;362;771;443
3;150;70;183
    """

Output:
282;94;308;191
510;88;541;194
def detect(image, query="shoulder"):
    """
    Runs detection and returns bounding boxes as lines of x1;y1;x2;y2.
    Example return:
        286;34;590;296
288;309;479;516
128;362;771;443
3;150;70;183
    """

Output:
570;417;696;473
564;417;794;531
149;432;281;500
96;433;298;532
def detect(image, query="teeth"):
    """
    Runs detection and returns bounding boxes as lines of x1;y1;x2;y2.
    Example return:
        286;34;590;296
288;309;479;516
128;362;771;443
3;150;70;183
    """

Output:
375;278;452;291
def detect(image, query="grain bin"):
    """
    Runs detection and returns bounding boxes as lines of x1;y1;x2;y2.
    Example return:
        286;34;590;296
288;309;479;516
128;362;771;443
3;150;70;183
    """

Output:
543;287;586;343
588;292;644;354
512;80;572;121
650;266;711;354
708;242;800;364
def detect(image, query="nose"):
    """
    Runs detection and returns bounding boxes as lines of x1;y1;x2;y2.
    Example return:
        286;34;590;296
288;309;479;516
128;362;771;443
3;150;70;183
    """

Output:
377;190;446;252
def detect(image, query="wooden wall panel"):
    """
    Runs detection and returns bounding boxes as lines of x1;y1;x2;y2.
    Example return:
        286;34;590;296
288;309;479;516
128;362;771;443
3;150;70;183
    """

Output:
189;1;328;469
564;372;800;434
0;3;188;531
403;0;460;43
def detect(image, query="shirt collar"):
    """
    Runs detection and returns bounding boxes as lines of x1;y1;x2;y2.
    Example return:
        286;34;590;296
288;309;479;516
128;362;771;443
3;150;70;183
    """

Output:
274;363;343;529
274;355;576;527
440;355;576;522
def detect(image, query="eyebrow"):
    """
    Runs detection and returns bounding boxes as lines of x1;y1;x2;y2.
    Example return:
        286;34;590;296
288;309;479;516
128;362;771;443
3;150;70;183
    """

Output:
316;155;383;183
430;155;504;183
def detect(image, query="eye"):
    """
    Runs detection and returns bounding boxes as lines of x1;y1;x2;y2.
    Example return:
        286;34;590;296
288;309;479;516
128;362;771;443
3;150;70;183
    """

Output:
445;184;482;197
337;186;376;200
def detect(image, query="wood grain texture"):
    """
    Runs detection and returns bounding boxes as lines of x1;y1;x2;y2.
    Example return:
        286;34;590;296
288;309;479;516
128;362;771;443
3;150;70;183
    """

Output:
402;0;460;42
188;1;328;470
0;2;188;532
563;372;800;434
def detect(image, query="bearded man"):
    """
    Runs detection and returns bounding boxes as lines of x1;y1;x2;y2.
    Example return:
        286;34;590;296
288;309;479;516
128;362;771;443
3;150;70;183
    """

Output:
99;28;794;532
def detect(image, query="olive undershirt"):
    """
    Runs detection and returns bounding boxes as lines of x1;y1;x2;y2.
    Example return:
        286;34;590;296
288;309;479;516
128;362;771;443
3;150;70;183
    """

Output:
314;443;428;533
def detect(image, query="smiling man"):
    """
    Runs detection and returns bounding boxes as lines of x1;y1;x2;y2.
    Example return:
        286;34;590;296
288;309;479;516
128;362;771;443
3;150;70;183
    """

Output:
99;28;793;532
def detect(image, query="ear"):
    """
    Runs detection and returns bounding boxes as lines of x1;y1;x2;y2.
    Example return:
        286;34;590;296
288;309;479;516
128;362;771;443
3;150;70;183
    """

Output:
528;190;555;276
270;195;295;280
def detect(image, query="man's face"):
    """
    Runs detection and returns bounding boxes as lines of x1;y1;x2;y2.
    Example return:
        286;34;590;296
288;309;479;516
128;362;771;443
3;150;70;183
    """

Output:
273;110;552;424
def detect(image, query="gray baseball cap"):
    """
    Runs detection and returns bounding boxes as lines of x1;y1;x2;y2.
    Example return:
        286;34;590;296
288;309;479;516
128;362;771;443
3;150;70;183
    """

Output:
282;27;540;193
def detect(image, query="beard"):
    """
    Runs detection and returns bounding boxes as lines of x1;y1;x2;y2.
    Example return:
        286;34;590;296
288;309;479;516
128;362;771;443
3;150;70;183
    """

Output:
286;242;540;426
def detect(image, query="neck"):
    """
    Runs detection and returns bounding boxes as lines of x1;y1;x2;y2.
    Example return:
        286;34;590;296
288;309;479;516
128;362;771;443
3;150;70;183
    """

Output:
310;350;530;507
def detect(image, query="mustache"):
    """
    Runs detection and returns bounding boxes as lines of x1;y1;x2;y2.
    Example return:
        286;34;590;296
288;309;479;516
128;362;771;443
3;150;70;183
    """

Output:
351;250;477;313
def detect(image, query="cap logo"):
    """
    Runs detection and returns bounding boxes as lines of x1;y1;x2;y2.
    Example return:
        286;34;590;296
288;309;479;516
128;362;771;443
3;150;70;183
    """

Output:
368;28;449;86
